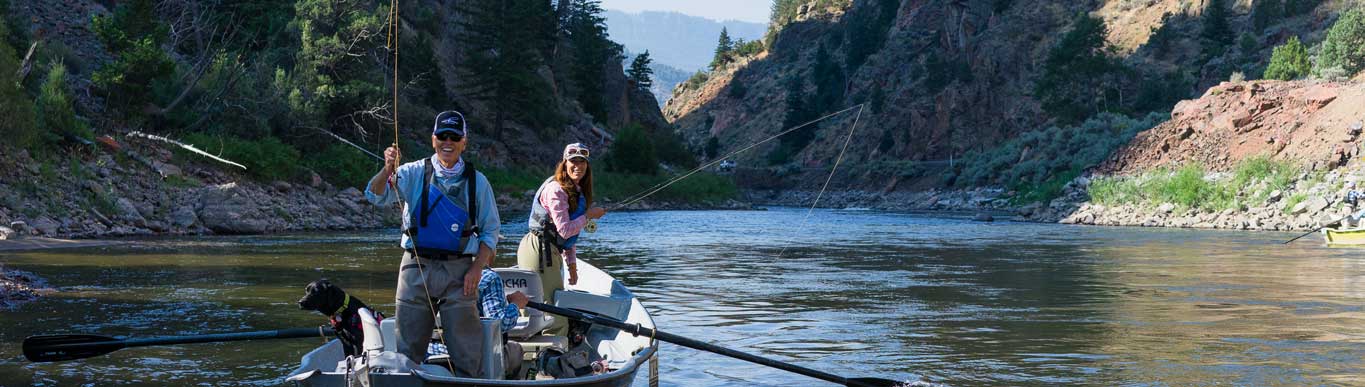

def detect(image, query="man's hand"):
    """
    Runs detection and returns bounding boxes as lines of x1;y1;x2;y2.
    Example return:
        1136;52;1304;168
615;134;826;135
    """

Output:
463;266;480;296
507;291;529;309
383;146;401;175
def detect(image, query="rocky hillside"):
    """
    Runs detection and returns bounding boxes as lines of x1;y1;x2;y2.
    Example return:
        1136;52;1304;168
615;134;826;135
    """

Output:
665;0;1350;191
1030;79;1365;231
0;0;675;239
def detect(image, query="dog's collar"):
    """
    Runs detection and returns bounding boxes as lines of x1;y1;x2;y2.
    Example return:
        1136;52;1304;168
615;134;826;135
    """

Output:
331;293;350;317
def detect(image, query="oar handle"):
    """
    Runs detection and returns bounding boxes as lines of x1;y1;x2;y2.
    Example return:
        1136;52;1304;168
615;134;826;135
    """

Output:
527;302;859;386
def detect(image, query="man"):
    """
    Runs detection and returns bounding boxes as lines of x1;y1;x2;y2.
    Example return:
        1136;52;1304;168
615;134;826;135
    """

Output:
365;110;501;377
478;268;530;379
1344;181;1364;228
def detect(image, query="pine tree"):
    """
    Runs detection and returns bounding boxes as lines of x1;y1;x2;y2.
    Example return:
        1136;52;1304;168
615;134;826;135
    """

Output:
564;0;622;124
710;27;733;70
811;43;845;113
1317;8;1365;77
1034;13;1121;124
1264;36;1310;80
627;50;654;89
869;85;886;114
90;0;175;118
456;0;559;137
290;0;385;130
768;74;813;165
1252;0;1282;32
1202;0;1233;47
37;63;87;143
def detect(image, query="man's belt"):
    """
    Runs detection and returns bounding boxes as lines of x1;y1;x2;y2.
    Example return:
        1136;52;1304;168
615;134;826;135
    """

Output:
404;249;474;261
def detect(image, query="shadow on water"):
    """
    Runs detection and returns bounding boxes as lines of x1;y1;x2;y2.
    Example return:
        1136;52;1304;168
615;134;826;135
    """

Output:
1;208;1364;386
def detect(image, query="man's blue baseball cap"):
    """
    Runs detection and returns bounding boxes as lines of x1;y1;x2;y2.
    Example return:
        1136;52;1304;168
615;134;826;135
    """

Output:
433;110;467;136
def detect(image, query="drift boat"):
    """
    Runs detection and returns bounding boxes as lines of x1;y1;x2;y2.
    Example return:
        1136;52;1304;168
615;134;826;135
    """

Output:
286;259;658;387
1323;227;1365;246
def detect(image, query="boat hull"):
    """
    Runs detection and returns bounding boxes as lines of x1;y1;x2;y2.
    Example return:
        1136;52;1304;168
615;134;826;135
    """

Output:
288;344;655;387
1323;228;1365;245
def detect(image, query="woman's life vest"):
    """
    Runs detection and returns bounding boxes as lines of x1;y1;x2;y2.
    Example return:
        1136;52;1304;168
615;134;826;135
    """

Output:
527;178;587;251
404;158;479;258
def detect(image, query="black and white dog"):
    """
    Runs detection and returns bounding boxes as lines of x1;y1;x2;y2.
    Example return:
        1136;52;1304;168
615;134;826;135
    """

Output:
297;279;382;356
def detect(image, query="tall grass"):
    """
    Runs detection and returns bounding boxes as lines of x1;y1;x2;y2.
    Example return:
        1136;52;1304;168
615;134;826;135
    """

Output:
1088;157;1299;211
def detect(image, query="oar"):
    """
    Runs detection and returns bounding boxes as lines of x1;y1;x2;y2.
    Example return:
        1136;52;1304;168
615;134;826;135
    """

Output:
527;301;902;387
1283;216;1348;244
23;327;335;363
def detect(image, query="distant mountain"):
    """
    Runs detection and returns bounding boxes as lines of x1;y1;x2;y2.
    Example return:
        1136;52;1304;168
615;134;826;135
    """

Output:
604;9;765;72
622;51;690;108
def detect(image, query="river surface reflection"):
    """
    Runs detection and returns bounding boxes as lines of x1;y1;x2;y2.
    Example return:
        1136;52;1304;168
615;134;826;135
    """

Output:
1;208;1363;386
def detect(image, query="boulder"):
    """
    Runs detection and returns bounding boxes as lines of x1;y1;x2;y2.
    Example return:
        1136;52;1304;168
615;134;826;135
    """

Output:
30;217;59;236
1307;196;1330;214
0;225;14;240
197;185;274;234
9;221;28;235
272;181;294;193
170;206;198;228
1158;203;1177;214
972;213;994;222
115;198;147;226
1290;201;1310;214
1303;84;1339;109
1267;190;1282;203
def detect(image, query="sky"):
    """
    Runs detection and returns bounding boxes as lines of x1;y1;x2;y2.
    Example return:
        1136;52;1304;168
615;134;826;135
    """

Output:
598;0;771;23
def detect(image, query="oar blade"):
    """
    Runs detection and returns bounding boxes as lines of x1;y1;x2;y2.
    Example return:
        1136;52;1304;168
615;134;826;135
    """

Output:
23;334;125;363
847;377;910;387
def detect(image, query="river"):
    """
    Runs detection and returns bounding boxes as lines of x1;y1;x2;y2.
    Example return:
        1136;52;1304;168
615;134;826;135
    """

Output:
1;208;1363;386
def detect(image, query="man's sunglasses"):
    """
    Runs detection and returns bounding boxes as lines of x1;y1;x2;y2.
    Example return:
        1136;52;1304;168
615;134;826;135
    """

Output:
435;132;463;142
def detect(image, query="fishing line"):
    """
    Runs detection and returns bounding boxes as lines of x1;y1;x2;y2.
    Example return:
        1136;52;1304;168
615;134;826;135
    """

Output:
609;104;865;210
776;104;864;259
383;0;455;373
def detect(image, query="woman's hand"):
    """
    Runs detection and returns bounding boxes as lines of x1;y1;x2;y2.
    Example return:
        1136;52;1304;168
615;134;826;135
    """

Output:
567;264;579;285
586;206;606;219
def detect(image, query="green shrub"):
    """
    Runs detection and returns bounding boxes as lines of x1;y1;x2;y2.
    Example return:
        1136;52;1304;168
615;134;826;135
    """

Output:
1264;36;1311;80
603;124;657;175
952;112;1163;201
0;21;37;149
181;133;302;181
1088;157;1300;211
684;70;709;90
36;63;91;144
595;171;737;204
91;0;175;117
480;165;549;198
1316;8;1365;78
1283;192;1307;214
306;143;379;188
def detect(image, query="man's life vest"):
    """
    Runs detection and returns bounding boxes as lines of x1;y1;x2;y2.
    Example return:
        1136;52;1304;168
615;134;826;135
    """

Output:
404;158;479;257
528;177;586;251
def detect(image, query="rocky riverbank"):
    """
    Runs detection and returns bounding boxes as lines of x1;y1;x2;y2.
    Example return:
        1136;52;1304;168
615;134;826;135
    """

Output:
0;263;53;310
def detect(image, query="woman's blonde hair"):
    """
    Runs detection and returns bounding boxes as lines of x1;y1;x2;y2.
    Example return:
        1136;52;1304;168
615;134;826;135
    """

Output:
553;160;593;213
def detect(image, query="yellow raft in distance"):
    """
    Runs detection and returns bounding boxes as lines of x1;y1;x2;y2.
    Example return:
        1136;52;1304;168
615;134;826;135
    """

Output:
1323;228;1365;245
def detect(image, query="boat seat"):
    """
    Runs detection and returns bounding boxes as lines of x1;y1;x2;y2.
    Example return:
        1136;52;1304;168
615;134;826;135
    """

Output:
552;289;631;321
513;335;570;361
358;307;385;356
495;268;556;338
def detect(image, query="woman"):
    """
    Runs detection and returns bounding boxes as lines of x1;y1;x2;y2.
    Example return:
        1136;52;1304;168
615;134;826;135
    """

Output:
517;143;606;334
